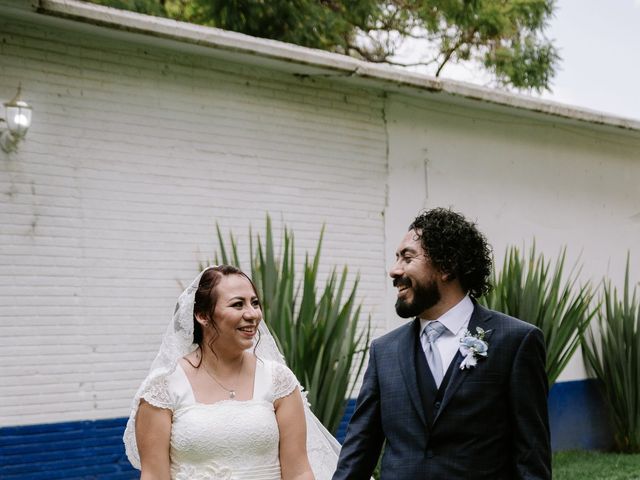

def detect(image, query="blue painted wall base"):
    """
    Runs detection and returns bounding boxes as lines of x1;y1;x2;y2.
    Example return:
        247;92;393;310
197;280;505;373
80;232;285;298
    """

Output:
549;378;613;451
0;418;137;480
0;379;615;478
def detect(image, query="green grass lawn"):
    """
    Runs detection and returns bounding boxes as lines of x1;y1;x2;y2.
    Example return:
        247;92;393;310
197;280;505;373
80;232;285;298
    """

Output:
553;451;640;479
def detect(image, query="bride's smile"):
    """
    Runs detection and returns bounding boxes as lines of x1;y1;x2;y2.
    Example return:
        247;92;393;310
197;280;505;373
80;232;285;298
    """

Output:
205;275;262;352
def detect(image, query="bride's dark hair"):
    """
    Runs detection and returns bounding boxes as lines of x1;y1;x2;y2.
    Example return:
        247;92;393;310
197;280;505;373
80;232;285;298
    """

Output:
190;265;261;367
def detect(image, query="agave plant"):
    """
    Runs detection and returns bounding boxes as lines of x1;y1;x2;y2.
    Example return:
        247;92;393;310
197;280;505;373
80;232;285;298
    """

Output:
582;255;640;453
481;244;596;386
208;216;370;434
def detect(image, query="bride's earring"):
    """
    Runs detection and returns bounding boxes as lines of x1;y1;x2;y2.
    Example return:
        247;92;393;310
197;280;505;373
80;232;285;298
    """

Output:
196;314;209;328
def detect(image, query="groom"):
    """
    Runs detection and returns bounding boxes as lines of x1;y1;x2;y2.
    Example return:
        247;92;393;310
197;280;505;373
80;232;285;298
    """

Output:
333;208;551;480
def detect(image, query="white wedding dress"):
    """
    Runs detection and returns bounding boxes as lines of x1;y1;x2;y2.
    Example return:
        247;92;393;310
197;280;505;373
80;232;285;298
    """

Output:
145;358;299;480
124;267;341;479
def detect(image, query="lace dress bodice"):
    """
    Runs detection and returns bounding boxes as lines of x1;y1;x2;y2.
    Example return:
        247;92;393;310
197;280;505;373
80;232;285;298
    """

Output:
143;359;298;480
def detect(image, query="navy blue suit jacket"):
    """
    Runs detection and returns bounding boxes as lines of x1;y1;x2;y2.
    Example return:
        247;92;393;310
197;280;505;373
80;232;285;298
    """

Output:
333;303;551;480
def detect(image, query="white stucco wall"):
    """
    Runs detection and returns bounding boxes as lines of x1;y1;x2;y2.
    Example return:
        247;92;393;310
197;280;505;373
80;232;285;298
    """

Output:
384;95;640;381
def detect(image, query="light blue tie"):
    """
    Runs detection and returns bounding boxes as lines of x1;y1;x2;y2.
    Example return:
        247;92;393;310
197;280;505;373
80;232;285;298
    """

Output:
422;321;447;387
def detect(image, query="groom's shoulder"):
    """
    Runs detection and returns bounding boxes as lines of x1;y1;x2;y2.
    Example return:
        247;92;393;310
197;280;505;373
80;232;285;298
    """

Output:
371;321;414;349
477;303;541;336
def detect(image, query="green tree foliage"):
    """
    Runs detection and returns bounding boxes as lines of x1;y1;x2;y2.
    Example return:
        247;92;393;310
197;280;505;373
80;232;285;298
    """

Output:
404;0;559;90
90;0;166;15
166;0;380;55
85;0;559;91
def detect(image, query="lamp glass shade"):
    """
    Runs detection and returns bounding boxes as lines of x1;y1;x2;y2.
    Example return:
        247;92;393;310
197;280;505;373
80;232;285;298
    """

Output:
5;102;32;137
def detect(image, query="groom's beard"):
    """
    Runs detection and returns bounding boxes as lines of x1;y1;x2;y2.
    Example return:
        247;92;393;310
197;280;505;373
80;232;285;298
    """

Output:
394;277;441;318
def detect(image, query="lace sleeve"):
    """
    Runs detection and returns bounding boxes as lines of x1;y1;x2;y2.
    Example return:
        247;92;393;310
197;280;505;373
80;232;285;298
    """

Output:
140;374;175;411
271;362;299;401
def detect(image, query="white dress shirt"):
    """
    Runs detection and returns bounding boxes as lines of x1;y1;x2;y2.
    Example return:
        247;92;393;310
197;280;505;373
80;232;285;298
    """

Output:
420;295;474;373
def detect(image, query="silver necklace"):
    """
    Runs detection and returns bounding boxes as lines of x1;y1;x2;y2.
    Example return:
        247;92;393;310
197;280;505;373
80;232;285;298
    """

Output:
202;355;244;399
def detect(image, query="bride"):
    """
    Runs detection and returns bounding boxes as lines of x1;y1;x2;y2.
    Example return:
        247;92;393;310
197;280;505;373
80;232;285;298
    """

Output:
123;265;340;479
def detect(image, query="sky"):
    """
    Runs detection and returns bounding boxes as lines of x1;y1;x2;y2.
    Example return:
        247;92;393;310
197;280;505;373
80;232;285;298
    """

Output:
537;0;640;120
394;0;640;121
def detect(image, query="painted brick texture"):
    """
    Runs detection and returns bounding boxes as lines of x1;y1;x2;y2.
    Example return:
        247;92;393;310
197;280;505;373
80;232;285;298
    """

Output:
0;418;136;479
0;15;389;428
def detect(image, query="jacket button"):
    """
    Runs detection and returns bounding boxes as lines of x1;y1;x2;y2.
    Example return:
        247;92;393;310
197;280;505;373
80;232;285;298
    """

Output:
426;449;434;458
434;401;441;409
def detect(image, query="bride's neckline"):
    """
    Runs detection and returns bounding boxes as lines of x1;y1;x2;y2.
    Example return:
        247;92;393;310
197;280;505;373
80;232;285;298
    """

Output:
177;356;262;406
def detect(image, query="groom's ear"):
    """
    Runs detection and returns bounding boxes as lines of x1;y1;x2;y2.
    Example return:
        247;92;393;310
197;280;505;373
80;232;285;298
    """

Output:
441;271;456;282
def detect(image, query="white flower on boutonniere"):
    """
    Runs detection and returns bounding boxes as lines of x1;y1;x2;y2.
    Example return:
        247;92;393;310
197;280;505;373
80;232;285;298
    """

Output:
459;327;490;370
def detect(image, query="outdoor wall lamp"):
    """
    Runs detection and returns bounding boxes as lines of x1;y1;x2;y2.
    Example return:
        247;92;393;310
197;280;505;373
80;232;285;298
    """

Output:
1;86;33;153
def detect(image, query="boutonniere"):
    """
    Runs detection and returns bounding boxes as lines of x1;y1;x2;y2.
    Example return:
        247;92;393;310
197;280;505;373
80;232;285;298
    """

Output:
459;327;491;370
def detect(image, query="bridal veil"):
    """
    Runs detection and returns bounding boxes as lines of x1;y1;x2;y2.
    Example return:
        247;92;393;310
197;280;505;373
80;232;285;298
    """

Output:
123;266;341;479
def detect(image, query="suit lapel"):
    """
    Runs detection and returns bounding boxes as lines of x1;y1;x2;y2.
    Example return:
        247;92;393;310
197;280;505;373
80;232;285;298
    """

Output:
433;302;494;424
398;319;427;426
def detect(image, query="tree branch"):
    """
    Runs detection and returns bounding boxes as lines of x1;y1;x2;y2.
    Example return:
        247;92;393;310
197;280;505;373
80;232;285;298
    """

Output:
434;29;477;77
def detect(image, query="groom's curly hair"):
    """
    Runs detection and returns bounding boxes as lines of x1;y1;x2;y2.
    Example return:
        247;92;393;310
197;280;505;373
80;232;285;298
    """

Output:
409;208;493;299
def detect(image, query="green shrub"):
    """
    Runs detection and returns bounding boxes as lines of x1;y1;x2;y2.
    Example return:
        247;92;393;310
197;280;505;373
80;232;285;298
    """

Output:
582;254;640;453
208;216;370;434
481;244;596;386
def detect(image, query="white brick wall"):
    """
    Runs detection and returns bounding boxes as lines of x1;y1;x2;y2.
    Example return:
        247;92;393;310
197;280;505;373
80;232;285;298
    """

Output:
2;2;639;429
0;15;388;426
